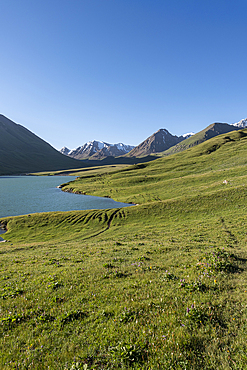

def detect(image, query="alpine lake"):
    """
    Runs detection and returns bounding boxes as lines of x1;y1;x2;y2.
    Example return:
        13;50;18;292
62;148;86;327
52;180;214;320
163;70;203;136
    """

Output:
0;175;132;218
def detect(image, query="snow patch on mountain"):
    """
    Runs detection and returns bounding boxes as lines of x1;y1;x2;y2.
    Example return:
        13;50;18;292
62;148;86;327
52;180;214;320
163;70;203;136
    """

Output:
231;118;247;128
115;143;134;151
182;132;195;138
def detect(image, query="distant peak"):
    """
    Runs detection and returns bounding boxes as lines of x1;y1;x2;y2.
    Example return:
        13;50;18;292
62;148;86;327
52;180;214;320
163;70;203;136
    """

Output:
232;118;247;128
157;128;169;133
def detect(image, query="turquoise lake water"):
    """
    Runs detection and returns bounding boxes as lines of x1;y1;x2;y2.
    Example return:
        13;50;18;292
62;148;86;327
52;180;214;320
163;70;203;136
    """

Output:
0;176;132;217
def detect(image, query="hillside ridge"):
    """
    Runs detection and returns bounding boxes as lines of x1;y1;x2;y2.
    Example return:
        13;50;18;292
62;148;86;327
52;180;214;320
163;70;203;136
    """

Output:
160;122;241;156
0;115;83;175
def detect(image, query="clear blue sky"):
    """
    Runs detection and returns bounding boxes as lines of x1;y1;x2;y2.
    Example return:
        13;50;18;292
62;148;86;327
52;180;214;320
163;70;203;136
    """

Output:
1;0;247;149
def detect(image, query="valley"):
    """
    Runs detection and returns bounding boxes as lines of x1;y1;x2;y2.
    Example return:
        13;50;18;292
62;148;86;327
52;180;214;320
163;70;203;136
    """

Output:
1;128;247;369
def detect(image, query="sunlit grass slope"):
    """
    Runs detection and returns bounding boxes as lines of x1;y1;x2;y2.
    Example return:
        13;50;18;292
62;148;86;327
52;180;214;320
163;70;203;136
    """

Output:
1;129;247;369
61;129;247;205
159;122;240;156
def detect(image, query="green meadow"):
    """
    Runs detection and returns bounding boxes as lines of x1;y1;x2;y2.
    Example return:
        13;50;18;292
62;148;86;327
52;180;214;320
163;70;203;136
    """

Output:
1;129;247;369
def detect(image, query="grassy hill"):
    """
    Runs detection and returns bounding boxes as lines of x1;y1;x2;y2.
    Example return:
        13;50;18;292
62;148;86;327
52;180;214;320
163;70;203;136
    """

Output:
0;115;84;175
160;122;240;156
1;129;247;369
60;128;247;205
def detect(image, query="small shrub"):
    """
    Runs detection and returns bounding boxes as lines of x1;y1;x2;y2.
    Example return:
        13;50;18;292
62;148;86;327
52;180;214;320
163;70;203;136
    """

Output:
60;310;87;326
109;341;148;365
179;278;207;292
186;303;225;327
103;263;114;269
197;248;239;274
103;270;128;279
138;255;150;261
186;304;209;326
162;271;178;281
64;362;88;370
119;309;136;323
101;310;114;319
47;275;63;290
1;285;24;299
36;312;55;323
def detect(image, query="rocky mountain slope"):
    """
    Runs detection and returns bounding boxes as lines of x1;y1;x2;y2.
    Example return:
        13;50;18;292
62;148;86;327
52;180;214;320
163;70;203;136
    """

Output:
0;115;82;175
126;129;185;157
60;141;135;160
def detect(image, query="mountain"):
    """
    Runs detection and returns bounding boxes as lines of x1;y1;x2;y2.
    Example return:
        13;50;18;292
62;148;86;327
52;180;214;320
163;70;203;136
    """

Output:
232;118;247;129
0;115;83;175
160;122;241;156
60;147;70;155
61;140;135;160
126;128;185;157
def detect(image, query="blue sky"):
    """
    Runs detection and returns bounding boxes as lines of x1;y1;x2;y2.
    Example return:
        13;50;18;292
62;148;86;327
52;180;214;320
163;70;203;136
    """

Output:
1;0;247;149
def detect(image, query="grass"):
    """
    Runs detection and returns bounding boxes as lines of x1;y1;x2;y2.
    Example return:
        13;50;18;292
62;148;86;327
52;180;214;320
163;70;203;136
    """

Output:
1;129;247;369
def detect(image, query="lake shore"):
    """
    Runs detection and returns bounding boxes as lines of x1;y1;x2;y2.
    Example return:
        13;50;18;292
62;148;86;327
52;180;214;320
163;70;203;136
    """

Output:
0;175;132;218
0;224;6;242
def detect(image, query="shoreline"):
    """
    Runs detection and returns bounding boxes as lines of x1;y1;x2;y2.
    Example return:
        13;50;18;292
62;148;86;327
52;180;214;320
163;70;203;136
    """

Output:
60;186;138;205
0;224;7;242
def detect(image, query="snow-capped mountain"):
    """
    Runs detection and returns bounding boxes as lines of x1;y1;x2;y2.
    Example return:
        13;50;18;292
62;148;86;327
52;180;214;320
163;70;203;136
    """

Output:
60;140;135;160
60;147;70;155
231;118;247;129
60;118;247;161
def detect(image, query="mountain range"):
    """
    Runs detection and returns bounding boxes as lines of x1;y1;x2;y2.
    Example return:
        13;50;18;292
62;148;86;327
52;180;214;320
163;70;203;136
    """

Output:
61;141;135;160
60;119;246;159
60;131;194;160
1;113;247;176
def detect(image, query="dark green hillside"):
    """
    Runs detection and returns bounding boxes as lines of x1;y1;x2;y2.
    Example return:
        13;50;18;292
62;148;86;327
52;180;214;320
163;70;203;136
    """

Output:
161;122;240;156
0;115;85;175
